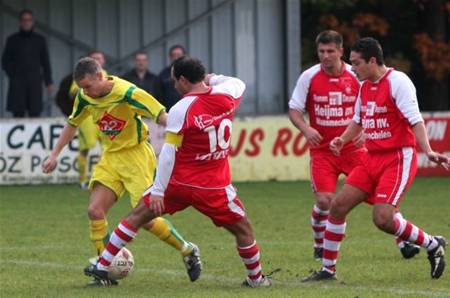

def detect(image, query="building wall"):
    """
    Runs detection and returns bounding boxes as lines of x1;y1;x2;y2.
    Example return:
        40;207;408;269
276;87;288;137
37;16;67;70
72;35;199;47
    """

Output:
0;0;300;117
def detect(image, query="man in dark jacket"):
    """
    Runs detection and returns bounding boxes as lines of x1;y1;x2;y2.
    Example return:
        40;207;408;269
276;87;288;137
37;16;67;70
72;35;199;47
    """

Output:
122;51;159;97
1;9;53;117
156;45;185;111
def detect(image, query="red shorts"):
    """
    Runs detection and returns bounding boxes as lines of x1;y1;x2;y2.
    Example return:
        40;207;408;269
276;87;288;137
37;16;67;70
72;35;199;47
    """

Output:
145;182;246;227
310;149;367;193
346;147;417;207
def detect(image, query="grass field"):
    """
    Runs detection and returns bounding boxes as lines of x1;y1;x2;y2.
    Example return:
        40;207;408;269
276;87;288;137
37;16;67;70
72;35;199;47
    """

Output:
1;178;449;297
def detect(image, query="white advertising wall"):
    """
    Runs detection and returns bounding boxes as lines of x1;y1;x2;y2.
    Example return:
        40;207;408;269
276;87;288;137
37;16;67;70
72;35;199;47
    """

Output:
1;113;449;185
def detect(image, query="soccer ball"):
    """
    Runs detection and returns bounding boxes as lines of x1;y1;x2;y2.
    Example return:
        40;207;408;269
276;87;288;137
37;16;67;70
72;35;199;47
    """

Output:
108;247;134;280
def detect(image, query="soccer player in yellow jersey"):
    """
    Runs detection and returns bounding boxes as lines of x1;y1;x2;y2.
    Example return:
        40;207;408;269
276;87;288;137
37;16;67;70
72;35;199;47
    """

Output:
43;57;201;286
71;51;105;189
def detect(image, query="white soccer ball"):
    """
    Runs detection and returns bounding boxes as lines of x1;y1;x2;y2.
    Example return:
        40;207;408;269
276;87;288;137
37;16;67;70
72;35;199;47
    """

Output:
108;247;134;280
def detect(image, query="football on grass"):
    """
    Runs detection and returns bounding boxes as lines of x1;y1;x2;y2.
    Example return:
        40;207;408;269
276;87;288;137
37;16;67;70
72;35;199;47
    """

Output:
108;247;134;280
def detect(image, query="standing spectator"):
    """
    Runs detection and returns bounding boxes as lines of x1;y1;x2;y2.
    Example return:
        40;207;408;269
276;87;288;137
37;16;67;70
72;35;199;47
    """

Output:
157;45;186;111
1;9;53;117
122;51;159;96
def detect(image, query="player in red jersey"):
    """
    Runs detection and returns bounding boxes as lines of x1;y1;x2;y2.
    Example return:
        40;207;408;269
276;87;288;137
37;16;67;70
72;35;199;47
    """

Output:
302;37;449;282
289;30;418;260
85;56;272;288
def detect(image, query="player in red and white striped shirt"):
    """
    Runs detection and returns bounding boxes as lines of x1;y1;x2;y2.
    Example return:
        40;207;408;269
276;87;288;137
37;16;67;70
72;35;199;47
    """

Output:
289;30;418;260
302;37;449;282
84;56;271;288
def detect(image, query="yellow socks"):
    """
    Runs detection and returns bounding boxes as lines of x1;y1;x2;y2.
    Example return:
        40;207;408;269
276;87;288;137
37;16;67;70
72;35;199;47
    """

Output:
147;217;193;256
78;154;88;185
89;219;111;256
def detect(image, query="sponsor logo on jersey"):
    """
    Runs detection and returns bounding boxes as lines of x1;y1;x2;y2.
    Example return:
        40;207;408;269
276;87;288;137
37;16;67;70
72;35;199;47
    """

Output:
97;112;126;140
194;108;235;130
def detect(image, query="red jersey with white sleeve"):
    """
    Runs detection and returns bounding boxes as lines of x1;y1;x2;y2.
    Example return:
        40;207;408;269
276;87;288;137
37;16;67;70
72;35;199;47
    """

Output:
352;68;423;152
289;62;360;154
151;75;244;194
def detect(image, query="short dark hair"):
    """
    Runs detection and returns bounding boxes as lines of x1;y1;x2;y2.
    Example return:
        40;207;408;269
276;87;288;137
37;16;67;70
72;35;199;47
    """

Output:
19;9;33;18
169;44;186;56
88;50;104;57
135;51;148;58
172;56;205;83
351;37;384;65
315;30;343;48
73;57;101;81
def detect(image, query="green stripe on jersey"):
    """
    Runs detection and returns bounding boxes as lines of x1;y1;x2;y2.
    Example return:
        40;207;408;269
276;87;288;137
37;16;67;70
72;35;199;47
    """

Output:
123;86;154;117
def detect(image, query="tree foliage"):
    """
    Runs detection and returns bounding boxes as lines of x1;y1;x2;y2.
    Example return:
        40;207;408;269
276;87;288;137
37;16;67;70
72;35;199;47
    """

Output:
301;0;449;110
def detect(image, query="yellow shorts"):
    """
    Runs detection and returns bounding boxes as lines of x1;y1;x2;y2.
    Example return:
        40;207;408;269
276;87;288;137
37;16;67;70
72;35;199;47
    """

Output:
89;141;157;207
78;116;99;151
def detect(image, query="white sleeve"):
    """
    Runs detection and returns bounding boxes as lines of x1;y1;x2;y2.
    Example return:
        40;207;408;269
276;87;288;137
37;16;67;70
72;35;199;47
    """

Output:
288;74;309;113
166;96;196;134
148;143;176;196
210;75;246;99
352;88;362;124
389;72;423;125
288;65;322;113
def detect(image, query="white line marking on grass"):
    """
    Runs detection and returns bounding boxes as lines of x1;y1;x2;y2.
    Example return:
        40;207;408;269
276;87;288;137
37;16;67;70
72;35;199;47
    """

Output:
4;259;450;297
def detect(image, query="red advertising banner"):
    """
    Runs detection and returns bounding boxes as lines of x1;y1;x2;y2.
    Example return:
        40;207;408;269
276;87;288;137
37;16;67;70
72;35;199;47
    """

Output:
417;112;450;176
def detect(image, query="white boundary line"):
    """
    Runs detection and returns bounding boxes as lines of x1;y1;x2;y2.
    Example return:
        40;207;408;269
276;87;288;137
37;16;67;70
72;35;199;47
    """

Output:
3;259;450;297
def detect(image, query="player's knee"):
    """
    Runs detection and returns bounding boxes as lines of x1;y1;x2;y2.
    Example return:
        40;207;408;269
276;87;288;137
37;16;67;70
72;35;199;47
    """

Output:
87;205;104;220
316;193;333;210
329;198;347;219
127;203;156;228
372;212;392;232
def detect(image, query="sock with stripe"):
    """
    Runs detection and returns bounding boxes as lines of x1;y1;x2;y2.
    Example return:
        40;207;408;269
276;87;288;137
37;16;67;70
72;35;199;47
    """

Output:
322;217;346;273
393;212;408;248
237;241;262;282
89;219;111;256
98;219;137;271
393;214;438;251
311;204;329;248
146;217;193;256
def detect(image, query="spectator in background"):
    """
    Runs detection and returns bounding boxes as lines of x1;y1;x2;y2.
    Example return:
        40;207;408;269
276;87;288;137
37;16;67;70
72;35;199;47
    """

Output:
1;9;53;117
157;45;186;111
122;51;159;96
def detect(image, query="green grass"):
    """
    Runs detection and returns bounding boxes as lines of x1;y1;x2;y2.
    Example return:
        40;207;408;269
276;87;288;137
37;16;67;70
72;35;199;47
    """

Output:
1;178;449;297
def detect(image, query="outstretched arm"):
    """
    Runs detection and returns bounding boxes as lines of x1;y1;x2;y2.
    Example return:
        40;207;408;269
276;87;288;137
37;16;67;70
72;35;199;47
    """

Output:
413;122;450;170
144;132;182;216
42;124;78;173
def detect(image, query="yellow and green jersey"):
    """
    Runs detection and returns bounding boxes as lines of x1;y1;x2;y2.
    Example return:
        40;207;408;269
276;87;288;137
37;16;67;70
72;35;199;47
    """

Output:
68;75;165;153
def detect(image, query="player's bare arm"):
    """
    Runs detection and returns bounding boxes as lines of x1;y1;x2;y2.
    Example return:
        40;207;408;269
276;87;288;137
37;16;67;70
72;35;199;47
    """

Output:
157;112;168;126
330;120;363;156
288;108;323;147
413;121;450;170
42;123;78;173
352;132;365;147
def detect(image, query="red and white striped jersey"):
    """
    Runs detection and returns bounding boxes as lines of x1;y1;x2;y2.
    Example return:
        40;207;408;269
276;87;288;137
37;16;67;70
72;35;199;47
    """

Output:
353;68;423;151
165;75;245;188
289;62;360;154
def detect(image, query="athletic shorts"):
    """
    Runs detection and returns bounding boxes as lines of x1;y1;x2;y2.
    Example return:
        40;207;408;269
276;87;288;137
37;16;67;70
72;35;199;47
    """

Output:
310;149;367;193
145;182;246;227
78;116;99;151
89;141;157;207
345;147;417;207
